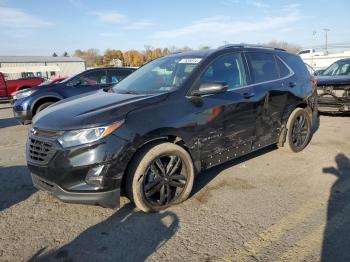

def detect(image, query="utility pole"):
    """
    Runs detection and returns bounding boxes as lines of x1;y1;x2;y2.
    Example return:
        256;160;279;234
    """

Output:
323;28;330;53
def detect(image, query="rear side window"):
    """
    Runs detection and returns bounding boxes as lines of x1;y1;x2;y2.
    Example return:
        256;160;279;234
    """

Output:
201;53;247;90
280;53;310;80
276;56;291;78
246;52;278;83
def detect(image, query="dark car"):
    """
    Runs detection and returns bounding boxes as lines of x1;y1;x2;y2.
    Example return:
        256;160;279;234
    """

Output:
12;67;136;124
315;59;350;113
26;45;318;212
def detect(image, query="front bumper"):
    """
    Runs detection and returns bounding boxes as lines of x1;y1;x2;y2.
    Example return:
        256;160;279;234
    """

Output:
31;173;120;208
318;96;350;113
11;99;32;124
26;130;131;208
317;86;350;113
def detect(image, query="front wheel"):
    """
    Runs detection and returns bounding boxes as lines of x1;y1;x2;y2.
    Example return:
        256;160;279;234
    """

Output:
36;102;55;114
281;108;312;153
126;142;194;212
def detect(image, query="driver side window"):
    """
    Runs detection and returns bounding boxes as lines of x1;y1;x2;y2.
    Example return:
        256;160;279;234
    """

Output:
201;53;247;90
76;70;107;86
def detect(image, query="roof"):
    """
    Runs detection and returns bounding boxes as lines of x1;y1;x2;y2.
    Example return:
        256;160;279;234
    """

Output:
0;56;85;63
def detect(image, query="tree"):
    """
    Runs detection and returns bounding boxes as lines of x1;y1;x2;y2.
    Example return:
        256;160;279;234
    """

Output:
264;40;302;54
103;49;124;65
199;45;211;50
52;52;58;57
73;48;102;67
123;50;144;67
62;51;69;57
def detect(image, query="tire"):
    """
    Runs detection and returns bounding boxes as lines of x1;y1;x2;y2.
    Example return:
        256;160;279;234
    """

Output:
36;102;55;114
126;142;194;212
281;108;312;153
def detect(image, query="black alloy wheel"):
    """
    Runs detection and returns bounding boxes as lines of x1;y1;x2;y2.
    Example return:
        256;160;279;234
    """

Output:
291;114;309;148
143;155;187;207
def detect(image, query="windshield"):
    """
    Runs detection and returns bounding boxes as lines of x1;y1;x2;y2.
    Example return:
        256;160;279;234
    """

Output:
60;72;80;83
322;61;350;76
112;55;202;94
39;80;50;86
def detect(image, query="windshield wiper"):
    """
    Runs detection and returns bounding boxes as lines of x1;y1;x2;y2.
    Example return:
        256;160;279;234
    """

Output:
116;90;140;95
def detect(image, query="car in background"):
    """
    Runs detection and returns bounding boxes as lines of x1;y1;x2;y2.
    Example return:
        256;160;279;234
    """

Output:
0;72;44;100
12;67;136;124
315;58;350;113
26;45;318;212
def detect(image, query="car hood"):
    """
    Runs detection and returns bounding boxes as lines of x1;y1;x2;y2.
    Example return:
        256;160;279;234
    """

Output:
316;75;350;87
33;90;167;130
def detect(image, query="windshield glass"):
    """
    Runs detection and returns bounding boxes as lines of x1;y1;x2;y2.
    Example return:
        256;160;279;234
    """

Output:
39;80;50;86
322;61;350;76
60;72;80;83
112;55;202;94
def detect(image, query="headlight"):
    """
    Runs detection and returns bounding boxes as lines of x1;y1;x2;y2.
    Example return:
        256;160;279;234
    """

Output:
13;89;37;100
57;120;124;148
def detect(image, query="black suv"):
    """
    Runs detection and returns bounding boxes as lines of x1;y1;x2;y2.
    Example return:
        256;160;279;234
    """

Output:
27;45;318;212
12;67;136;124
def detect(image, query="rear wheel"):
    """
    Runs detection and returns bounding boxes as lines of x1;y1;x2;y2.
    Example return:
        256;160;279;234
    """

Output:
281;108;312;152
126;142;194;212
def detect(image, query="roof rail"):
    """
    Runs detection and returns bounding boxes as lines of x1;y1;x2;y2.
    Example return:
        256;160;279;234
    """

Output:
218;44;286;52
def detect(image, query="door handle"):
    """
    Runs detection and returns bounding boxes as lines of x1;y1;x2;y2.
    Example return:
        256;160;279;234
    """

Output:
288;82;296;88
242;92;255;99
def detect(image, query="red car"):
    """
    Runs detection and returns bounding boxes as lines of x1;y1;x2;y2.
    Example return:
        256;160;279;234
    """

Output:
0;72;44;100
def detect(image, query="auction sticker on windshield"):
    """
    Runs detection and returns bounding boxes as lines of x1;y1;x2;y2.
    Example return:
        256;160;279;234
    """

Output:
179;58;202;64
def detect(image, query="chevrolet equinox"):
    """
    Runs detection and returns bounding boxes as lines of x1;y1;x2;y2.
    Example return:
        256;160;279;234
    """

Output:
27;45;318;212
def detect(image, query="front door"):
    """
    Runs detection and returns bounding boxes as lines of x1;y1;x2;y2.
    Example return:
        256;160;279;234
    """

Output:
61;69;108;98
195;52;257;168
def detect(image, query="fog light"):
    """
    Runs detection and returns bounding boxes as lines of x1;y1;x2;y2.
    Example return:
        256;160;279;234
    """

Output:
85;165;105;188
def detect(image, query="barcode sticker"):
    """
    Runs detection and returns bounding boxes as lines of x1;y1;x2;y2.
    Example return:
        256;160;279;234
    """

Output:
179;58;202;64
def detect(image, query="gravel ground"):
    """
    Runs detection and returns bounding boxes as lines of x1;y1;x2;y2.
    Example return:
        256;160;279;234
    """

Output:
1;102;350;262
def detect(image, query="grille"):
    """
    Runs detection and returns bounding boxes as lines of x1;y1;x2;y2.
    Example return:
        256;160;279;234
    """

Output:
28;138;55;164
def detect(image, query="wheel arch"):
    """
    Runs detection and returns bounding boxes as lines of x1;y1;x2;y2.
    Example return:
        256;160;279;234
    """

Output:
32;96;61;116
119;132;197;196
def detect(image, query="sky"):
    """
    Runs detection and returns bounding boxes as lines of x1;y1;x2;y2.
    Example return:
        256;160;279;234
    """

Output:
0;0;349;56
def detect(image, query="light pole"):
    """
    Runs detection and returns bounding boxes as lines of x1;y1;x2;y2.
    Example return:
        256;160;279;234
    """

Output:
323;28;330;53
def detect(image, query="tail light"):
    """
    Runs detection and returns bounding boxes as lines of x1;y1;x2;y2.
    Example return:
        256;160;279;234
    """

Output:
311;76;317;87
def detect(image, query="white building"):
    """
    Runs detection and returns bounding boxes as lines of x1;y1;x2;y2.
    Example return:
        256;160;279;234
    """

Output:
0;56;86;80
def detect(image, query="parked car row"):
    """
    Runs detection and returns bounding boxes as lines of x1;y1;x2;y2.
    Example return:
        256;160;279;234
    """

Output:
11;67;136;124
0;72;44;100
25;45;319;212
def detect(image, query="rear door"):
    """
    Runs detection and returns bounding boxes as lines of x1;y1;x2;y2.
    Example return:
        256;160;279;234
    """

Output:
0;73;7;98
62;69;108;98
245;51;290;146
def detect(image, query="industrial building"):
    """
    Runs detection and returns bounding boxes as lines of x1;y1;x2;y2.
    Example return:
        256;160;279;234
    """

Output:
0;56;86;80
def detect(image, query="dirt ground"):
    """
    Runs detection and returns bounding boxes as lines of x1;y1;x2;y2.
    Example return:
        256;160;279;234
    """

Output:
1;102;350;262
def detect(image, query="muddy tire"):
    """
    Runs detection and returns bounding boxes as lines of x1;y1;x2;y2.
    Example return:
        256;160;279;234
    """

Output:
281;108;312;153
126;142;194;212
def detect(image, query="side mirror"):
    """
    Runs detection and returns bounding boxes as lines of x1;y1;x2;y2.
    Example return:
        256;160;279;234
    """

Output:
191;81;228;96
67;79;81;87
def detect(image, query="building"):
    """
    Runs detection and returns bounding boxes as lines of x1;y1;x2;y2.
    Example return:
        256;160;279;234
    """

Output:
0;56;86;80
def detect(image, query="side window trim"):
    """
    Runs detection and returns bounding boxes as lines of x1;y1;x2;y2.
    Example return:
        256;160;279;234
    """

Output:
245;52;295;87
